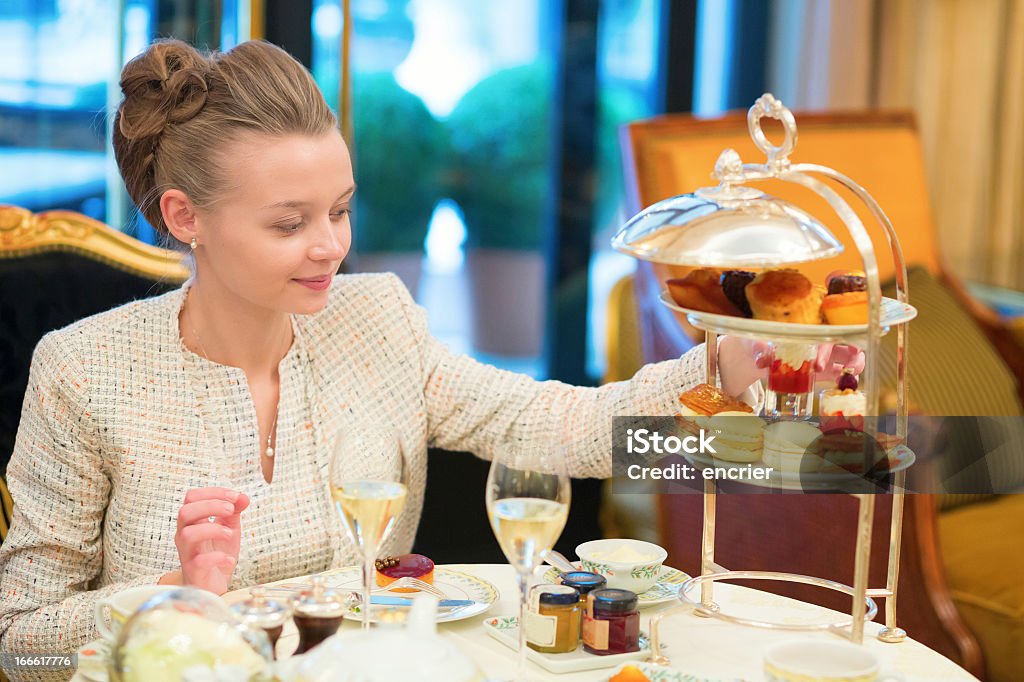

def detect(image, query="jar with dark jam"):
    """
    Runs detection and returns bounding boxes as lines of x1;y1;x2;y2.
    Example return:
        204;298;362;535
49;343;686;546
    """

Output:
581;588;640;655
231;585;291;659
291;574;347;655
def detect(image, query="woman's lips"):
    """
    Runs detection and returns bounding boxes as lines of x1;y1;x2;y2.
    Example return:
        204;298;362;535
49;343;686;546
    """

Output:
294;275;332;291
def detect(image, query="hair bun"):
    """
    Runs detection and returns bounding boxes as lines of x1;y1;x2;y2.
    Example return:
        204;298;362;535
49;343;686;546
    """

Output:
117;39;211;141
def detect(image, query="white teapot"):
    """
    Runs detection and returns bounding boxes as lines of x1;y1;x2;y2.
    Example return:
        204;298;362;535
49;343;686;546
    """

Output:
278;597;484;682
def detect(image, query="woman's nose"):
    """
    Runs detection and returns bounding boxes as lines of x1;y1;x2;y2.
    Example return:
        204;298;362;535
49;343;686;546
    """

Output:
310;219;348;261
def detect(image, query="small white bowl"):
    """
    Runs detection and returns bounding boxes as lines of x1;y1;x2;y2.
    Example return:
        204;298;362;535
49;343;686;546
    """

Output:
575;539;668;594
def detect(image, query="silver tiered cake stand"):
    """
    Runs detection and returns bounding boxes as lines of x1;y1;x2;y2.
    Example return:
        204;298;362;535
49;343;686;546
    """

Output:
612;93;919;651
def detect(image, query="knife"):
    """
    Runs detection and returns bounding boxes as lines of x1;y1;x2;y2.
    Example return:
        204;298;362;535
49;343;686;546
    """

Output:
365;596;475;608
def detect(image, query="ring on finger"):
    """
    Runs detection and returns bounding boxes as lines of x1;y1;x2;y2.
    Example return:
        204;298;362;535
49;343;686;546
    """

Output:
207;515;217;523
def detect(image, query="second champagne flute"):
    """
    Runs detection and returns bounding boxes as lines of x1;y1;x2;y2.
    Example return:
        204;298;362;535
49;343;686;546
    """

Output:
486;444;571;681
329;427;407;630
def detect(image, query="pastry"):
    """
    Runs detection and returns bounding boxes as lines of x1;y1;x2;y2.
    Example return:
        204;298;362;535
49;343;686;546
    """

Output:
677;383;754;417
666;268;742;316
720;270;756;317
826;269;867;295
609;665;651;682
767;342;818;395
745;269;823;324
702;410;766;463
819;369;867;431
822;291;868;325
374;554;434;592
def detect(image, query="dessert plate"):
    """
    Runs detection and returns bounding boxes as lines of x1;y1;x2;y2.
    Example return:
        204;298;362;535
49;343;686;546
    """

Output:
542;564;690;607
483;615;654;673
603;663;733;682
660;291;917;342
684;444;916;491
313;566;497;623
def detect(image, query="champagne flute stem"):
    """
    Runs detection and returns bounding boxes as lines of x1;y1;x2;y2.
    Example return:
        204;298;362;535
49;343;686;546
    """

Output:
517;568;530;680
362;546;375;631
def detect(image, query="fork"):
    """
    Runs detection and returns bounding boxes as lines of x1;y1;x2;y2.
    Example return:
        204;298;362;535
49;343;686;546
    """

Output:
264;576;448;600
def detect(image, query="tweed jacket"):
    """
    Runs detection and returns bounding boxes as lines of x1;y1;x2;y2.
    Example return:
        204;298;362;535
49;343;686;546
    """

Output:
0;273;710;675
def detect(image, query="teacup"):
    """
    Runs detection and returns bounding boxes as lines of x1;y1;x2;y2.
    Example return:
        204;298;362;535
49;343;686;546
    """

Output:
764;640;905;682
94;585;179;641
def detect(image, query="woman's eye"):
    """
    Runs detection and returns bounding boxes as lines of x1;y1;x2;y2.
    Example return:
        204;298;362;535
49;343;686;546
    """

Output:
330;208;351;220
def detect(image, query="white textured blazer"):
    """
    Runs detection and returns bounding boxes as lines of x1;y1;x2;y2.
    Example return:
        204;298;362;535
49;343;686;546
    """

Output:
0;273;708;675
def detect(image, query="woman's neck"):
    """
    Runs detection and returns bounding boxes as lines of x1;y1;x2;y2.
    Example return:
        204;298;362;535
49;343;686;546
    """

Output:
180;280;293;374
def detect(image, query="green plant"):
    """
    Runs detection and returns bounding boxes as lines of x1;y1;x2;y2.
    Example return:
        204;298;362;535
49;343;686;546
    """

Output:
446;62;553;251
352;72;447;253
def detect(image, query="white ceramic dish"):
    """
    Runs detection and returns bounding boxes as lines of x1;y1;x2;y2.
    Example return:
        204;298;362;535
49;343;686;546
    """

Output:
603;662;733;681
222;566;499;624
660;291;917;343
542;564;690;607
575;539;669;593
482;615;653;673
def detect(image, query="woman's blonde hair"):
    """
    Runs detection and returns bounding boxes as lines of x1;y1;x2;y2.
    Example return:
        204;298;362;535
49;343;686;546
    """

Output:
113;39;338;239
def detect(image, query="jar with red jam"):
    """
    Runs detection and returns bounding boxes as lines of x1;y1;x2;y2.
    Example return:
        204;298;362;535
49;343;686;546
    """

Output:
581;588;640;655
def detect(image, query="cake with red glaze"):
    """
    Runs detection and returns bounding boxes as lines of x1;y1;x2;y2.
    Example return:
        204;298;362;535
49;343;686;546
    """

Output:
374;554;435;592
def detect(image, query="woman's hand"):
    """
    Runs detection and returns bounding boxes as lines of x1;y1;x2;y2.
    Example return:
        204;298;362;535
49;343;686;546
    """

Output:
172;487;249;595
719;337;865;397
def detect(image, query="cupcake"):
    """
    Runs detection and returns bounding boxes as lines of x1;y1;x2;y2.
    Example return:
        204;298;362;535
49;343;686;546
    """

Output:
745;269;824;324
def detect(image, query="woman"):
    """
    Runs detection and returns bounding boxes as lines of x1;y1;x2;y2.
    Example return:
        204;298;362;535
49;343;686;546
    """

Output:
0;39;858;665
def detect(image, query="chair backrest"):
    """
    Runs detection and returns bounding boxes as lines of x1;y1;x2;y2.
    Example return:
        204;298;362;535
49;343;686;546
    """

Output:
0;205;189;475
0;476;11;542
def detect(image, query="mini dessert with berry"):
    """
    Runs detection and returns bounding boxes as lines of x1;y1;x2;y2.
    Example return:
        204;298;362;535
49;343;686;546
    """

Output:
819;369;867;432
374;554;435;592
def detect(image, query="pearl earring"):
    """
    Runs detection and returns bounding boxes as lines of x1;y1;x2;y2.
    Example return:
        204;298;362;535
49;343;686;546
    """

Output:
190;237;197;250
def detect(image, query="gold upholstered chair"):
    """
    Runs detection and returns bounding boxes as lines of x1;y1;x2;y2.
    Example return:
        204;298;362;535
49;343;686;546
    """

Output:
607;110;1024;681
0;205;189;512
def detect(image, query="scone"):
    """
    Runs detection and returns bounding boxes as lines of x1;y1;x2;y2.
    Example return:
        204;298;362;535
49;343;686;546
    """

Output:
666;268;741;316
745;269;823;324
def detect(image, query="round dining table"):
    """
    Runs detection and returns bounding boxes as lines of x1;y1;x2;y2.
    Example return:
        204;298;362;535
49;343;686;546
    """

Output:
73;564;980;681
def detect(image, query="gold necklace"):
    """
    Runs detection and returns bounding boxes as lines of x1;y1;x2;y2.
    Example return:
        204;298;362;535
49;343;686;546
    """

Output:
185;297;280;458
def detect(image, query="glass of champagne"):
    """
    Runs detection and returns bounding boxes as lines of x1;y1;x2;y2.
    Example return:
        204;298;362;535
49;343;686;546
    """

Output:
329;427;408;630
486;444;571;680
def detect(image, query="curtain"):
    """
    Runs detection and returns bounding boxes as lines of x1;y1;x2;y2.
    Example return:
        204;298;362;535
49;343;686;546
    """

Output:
767;0;1024;290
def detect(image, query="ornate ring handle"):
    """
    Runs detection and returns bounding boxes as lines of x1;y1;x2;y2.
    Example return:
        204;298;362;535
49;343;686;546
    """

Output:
747;93;798;170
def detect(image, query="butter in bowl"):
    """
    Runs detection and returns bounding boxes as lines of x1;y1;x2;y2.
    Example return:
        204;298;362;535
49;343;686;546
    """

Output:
575;539;668;594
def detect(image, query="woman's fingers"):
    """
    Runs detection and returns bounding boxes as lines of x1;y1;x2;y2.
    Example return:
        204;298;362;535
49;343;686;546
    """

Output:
190;551;237;571
178;499;236;528
177;523;234;561
183;487;241;505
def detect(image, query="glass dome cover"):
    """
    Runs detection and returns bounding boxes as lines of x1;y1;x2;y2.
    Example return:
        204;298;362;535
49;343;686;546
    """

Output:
111;587;273;682
611;183;844;268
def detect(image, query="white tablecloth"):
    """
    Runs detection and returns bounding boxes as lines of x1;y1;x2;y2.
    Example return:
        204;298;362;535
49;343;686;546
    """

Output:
74;564;980;681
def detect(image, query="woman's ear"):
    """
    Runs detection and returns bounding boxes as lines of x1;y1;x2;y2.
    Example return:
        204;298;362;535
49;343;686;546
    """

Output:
161;189;199;247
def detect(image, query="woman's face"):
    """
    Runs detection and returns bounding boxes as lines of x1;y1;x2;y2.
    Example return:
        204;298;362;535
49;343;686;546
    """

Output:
195;129;354;316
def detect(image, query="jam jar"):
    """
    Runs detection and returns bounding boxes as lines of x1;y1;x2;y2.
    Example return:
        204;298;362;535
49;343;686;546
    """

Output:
525;585;581;654
582;588;640;655
291;574;347;655
231;585;291;659
557;571;607;605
